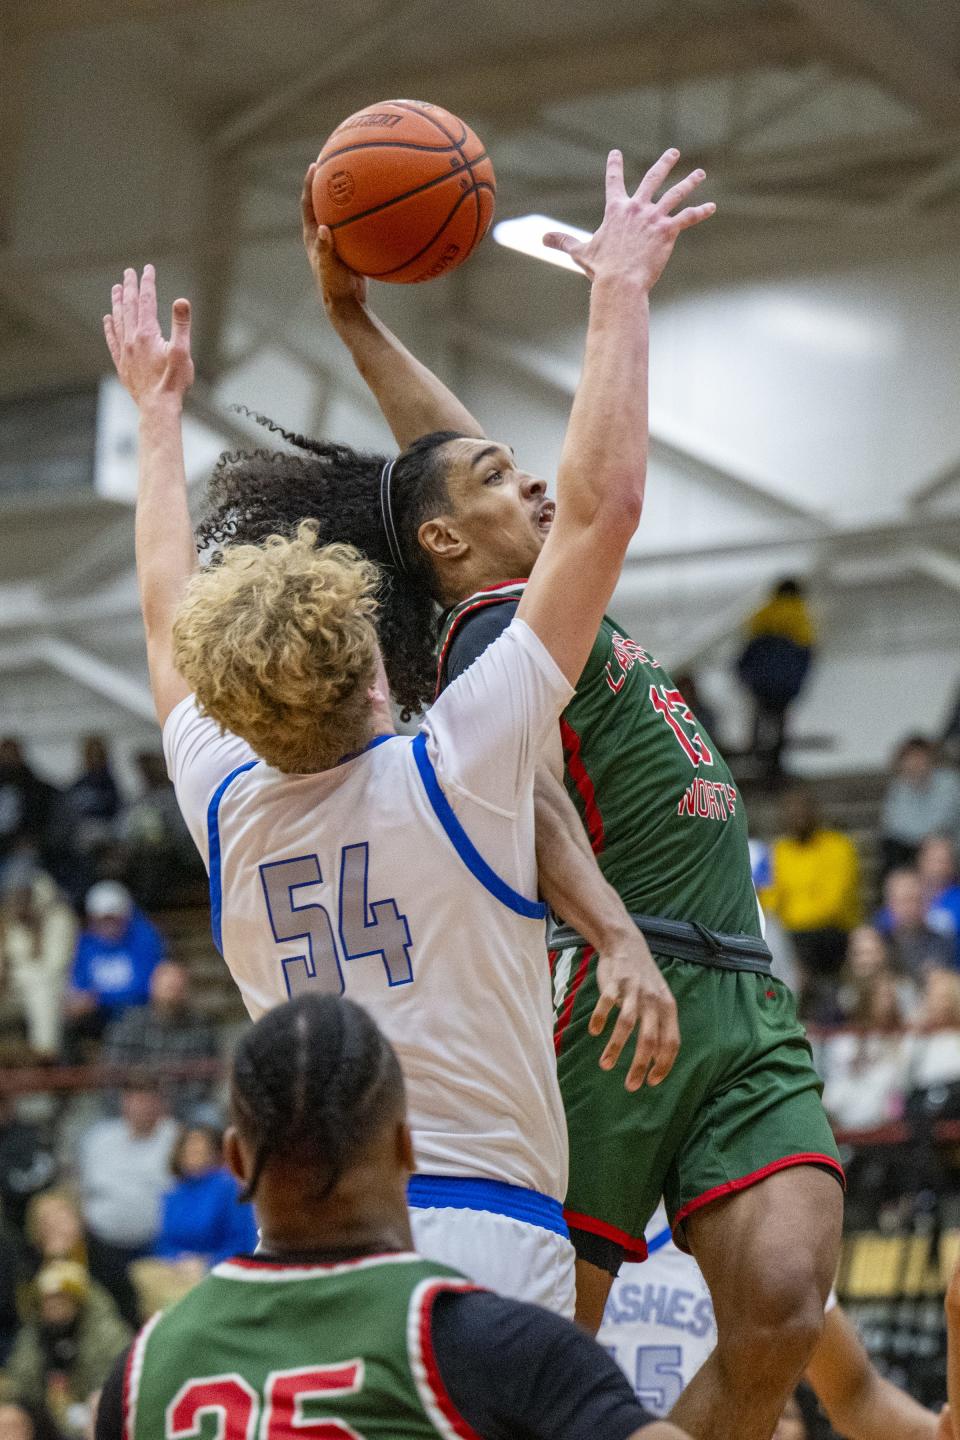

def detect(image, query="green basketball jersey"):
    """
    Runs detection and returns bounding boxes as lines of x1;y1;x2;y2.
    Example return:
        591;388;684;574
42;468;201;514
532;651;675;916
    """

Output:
437;582;760;938
125;1252;474;1440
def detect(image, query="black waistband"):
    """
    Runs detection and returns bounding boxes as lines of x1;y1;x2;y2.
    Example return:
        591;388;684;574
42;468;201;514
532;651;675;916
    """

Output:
548;913;773;975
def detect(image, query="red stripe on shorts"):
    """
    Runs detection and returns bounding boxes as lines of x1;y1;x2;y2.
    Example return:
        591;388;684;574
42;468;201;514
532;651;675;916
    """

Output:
673;1152;847;1231
553;945;594;1057
560;717;605;855
564;1208;649;1263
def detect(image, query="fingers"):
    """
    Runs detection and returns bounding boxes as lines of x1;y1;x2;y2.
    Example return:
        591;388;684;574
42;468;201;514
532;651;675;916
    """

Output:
604;148;626;201
542;230;583;256
599;999;640;1073
102;314;120;368
301;163;318;241
643;1002;680;1088
111;283;123;347
170;297;192;351
122;267;138;342
588;987;615;1039
624;1008;660;1092
635;147;680;203
672;200;717;232
657;167;705;215
138;263;158;331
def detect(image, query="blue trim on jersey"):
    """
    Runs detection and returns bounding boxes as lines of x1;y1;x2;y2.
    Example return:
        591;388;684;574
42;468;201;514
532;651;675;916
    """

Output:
336;734;394;766
207;760;259;954
411;732;547;921
408;1175;568;1238
646;1225;673;1255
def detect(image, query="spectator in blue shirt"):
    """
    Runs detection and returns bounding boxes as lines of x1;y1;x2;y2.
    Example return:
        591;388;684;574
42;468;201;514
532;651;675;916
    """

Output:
153;1126;257;1268
918;834;960;966
65;882;165;1055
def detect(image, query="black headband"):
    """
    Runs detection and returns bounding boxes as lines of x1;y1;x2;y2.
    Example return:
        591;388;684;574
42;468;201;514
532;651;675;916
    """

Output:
379;459;407;574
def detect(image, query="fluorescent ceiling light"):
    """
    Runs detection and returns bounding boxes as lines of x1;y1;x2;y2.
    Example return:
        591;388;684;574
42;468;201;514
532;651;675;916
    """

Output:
493;213;591;273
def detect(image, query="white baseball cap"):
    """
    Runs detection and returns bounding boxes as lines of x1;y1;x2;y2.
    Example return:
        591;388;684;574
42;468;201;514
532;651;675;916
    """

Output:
85;880;133;919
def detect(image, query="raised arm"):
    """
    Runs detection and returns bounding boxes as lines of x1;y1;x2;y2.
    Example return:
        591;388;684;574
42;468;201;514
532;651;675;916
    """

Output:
302;165;485;448
516;149;713;684
103;266;195;725
535;767;679;1090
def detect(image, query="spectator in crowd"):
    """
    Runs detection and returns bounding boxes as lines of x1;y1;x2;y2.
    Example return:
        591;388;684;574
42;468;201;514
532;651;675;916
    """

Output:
880;735;960;875
942;680;960;766
835;925;919;1024
0;1102;56;1239
0;863;76;1060
909;967;960;1094
0;1261;129;1436
879;869;954;980
64;884;164;1055
0;745;58;880
116;753;201;907
917;834;960;965
23;1193;87;1276
737;577;815;778
102;963;218;1120
74;1085;177;1327
130;1126;256;1317
0;1398;66;1440
63;742;120;861
0;1224;24;1367
821;975;911;1132
758;784;860;1016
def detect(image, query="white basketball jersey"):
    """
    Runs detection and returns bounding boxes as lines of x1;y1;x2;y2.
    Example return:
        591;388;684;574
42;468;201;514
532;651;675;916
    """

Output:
163;619;571;1201
599;1203;837;1413
598;1206;715;1414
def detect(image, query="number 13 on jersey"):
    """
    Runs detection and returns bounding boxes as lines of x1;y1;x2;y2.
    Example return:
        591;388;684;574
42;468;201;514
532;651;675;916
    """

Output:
260;843;413;998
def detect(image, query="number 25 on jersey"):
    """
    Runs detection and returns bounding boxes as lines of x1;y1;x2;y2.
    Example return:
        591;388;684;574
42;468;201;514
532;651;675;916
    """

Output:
260;843;413;998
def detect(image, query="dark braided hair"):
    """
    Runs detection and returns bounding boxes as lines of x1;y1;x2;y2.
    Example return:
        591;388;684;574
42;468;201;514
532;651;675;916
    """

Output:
230;993;405;1202
194;415;468;718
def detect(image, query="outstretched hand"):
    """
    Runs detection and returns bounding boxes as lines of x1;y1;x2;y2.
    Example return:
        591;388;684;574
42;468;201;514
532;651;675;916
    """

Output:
544;147;714;290
302;162;367;311
103;265;194;408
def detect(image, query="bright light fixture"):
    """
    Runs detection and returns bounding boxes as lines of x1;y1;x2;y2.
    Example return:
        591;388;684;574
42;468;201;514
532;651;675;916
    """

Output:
492;213;591;273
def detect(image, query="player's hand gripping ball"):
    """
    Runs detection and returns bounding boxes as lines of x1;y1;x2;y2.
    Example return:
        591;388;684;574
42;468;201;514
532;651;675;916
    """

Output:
311;99;496;284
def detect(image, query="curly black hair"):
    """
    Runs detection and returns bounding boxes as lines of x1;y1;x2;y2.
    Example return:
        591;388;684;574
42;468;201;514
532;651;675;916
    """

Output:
194;415;467;717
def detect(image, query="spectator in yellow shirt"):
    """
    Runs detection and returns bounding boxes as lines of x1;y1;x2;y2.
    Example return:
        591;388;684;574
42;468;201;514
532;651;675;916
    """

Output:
760;786;861;1017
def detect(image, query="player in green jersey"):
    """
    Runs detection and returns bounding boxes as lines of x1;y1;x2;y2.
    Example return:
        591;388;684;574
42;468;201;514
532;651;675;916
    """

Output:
94;993;681;1440
196;151;841;1440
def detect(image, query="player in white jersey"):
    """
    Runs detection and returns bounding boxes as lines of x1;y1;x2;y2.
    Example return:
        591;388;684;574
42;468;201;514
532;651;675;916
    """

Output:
102;148;714;1316
600;1204;951;1440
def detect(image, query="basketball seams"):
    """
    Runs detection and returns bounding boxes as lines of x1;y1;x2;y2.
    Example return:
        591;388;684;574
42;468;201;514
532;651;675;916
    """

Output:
384;99;469;150
319;138;461;162
385;100;489;255
327;155;488;233
367;184;489;280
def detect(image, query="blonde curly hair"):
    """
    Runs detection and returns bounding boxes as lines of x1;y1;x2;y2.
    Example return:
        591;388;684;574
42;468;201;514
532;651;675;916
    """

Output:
173;522;380;773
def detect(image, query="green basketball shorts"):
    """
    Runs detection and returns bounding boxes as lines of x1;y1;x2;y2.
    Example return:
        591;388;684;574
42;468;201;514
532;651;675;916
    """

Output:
550;948;844;1276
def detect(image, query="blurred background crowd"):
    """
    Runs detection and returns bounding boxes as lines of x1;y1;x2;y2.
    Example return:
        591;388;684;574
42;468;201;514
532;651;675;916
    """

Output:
1;608;959;1434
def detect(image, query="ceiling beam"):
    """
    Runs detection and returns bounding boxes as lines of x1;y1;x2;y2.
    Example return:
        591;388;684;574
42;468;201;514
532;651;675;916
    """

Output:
210;0;440;154
908;546;960;595
36;637;155;722
789;0;960;127
252;7;810;149
449;319;834;526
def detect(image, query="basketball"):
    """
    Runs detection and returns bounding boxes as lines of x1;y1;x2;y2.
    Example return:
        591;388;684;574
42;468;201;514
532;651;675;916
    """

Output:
312;99;496;284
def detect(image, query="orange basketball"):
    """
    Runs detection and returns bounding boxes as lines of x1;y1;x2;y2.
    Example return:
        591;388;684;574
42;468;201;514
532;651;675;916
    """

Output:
312;99;496;284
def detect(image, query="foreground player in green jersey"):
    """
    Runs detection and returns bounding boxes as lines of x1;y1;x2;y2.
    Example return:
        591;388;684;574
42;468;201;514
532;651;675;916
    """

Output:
197;154;842;1440
95;994;682;1440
